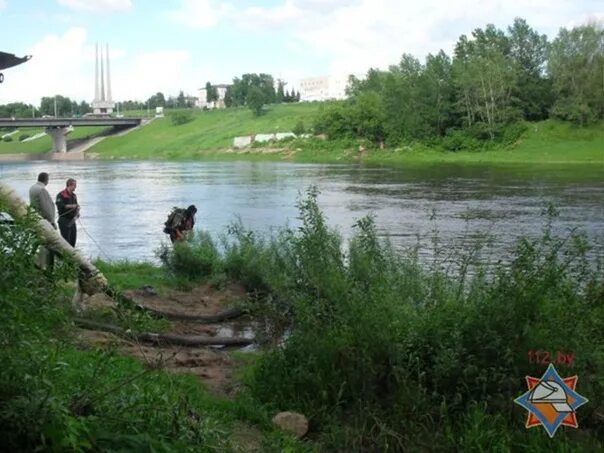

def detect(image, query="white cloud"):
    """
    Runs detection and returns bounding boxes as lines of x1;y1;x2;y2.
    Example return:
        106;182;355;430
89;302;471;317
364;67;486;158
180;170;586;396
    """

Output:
0;0;6;12
0;28;197;105
57;0;132;12
166;0;233;29
237;1;302;31
0;28;92;105
112;50;194;101
247;0;603;76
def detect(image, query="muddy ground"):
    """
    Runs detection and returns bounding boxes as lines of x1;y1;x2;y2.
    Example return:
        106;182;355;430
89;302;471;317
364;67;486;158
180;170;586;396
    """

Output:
74;282;255;395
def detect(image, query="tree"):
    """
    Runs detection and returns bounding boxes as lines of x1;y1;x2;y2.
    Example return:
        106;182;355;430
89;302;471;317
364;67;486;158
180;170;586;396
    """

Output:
349;91;386;144
452;25;519;139
177;90;186;108
548;23;604;125
381;54;425;142
247;86;265;116
508;18;553;120
146;92;166;109
205;82;218;104
224;86;234;107
0;102;35;118
229;73;277;107
276;80;285;103
420;51;455;136
40;95;73;116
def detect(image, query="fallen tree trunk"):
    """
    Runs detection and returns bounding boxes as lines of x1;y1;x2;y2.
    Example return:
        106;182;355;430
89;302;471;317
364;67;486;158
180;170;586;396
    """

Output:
0;182;107;295
103;287;246;323
74;318;254;346
137;305;245;323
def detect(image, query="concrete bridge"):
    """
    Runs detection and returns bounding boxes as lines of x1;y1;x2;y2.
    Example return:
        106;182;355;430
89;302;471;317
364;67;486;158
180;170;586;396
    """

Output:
0;117;142;152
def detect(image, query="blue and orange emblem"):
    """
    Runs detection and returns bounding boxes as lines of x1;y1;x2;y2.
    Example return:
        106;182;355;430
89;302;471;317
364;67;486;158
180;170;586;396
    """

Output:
514;364;588;437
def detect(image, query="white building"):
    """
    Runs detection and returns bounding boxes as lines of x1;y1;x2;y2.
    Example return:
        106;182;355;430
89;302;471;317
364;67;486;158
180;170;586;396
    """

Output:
296;74;362;102
197;84;229;109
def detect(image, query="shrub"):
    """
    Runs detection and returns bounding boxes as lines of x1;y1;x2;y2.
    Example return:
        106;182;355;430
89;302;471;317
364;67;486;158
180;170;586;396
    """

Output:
18;133;30;142
243;189;604;451
170;110;193;126
292;120;306;136
2;135;12;142
157;231;222;280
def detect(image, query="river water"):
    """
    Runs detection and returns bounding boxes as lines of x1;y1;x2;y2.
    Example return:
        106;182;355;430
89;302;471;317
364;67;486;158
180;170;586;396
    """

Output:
1;161;602;264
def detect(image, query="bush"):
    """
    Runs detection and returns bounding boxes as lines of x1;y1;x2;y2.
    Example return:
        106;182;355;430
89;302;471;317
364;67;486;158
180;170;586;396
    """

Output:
500;121;528;145
18;133;30;142
441;129;483;151
2;135;12;142
292;120;306;136
170;110;193;126
158;231;222;280
241;190;604;451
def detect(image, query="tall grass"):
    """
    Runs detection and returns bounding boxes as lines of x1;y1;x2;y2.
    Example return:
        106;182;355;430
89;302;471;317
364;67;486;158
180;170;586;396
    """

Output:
160;187;604;451
0;208;307;452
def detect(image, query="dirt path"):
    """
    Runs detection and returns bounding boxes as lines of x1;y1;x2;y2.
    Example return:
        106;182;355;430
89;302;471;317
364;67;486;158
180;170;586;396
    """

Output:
75;282;253;395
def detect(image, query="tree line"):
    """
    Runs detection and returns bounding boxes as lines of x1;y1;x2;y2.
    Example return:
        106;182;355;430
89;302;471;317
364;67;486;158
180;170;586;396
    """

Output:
0;90;196;118
204;75;300;116
314;19;603;149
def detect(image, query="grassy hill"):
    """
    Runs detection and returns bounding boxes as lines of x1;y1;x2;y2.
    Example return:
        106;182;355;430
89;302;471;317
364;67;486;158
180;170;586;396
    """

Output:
90;103;321;159
87;103;603;165
0;126;111;154
2;103;601;165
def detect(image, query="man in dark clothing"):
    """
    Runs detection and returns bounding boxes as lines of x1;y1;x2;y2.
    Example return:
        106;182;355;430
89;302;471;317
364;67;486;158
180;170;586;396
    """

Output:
169;204;197;243
55;178;79;247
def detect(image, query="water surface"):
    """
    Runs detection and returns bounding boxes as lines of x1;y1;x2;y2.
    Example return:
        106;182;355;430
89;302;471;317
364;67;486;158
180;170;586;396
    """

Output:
1;161;602;263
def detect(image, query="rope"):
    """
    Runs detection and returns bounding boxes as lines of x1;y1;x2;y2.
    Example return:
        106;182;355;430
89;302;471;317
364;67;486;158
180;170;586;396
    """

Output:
77;217;112;261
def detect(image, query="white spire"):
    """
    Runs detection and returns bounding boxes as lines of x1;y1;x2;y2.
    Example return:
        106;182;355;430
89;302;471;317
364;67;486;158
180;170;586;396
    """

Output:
100;46;105;102
105;43;112;102
94;43;100;102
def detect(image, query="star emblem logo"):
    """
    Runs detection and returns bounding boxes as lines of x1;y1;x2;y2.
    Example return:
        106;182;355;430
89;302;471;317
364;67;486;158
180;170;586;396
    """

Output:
514;364;589;437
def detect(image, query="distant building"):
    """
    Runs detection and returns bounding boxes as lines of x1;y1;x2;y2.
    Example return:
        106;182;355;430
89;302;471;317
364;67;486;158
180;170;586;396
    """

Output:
296;74;362;102
91;43;115;115
197;84;229;109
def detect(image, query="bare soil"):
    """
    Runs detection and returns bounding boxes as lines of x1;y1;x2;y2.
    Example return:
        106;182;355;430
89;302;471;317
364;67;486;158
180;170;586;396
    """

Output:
75;281;252;395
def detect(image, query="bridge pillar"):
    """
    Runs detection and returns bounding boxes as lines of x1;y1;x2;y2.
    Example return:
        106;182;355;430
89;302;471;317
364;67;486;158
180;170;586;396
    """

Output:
45;126;73;153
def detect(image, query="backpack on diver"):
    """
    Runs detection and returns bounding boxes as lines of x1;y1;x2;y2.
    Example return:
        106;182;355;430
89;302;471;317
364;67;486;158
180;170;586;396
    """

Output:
163;207;185;234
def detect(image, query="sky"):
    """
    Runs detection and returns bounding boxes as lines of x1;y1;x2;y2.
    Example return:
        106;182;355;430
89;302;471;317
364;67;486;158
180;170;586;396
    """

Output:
0;0;602;105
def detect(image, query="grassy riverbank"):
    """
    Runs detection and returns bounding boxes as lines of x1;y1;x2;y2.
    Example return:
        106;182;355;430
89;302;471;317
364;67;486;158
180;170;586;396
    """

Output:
2;192;602;451
84;103;604;165
0;126;111;154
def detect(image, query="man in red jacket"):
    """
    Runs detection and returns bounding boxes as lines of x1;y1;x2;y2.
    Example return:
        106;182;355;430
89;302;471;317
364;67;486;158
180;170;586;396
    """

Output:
55;178;80;247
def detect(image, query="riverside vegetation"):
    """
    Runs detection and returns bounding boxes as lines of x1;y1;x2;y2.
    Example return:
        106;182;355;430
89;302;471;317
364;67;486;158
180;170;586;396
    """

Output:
1;19;602;166
2;189;603;451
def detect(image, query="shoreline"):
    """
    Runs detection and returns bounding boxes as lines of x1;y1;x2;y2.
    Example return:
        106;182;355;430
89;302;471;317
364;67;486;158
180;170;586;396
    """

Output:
1;146;600;166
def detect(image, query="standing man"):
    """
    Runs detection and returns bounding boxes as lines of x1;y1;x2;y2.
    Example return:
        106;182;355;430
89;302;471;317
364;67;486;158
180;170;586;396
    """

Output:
55;178;79;247
29;172;57;268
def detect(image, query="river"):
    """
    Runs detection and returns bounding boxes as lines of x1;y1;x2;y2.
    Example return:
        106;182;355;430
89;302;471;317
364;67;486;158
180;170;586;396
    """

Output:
1;160;602;264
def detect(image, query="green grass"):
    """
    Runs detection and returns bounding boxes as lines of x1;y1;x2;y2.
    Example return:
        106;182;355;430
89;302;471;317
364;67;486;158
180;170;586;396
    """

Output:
360;120;604;165
95;259;182;293
88;102;604;165
90;103;322;159
0;126;112;154
0;212;311;452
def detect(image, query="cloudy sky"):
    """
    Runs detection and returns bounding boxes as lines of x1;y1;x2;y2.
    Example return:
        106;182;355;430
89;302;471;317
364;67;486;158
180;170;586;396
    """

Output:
0;0;601;105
